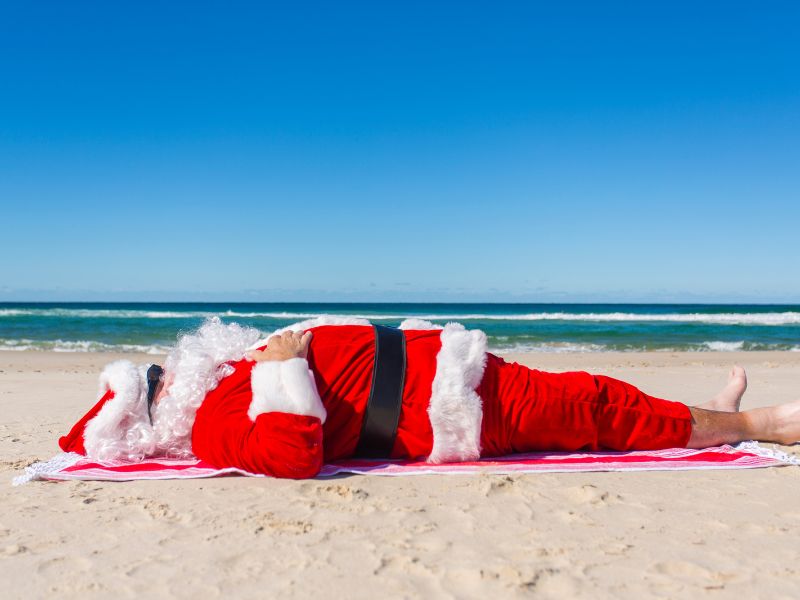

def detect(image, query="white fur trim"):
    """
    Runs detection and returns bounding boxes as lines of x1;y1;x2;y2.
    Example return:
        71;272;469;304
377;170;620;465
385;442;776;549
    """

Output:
248;358;327;423
399;318;442;330
248;315;371;350
427;323;488;464
83;360;155;461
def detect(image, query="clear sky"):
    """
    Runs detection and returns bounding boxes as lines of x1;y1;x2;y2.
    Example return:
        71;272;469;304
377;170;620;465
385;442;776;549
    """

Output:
1;1;798;302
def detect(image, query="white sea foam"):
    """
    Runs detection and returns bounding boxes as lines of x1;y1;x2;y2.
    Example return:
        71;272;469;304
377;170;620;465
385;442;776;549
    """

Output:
494;342;609;354
0;338;169;354
2;307;800;325
701;341;746;351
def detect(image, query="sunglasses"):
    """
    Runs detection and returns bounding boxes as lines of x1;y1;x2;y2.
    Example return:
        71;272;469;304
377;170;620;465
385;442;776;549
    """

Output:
146;364;165;425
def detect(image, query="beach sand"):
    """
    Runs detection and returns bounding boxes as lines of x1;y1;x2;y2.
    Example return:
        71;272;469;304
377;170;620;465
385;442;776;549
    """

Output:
2;350;800;599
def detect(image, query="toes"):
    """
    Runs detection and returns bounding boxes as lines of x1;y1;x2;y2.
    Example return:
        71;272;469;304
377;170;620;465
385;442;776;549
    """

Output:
729;365;747;384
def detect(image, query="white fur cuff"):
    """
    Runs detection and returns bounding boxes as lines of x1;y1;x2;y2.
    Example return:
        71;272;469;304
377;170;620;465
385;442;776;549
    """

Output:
426;323;488;464
248;358;327;424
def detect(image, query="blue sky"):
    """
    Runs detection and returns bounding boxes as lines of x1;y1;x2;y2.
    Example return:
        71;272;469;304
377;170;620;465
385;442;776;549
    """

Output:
1;1;798;302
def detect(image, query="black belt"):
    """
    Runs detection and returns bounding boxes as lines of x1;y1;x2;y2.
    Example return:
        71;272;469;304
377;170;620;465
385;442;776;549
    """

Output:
353;325;407;458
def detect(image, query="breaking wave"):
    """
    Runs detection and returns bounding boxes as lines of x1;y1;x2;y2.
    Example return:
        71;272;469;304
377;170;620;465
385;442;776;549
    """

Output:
1;307;799;326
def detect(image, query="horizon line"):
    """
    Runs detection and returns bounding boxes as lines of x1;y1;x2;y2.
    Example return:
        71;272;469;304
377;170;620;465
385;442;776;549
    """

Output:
1;300;799;306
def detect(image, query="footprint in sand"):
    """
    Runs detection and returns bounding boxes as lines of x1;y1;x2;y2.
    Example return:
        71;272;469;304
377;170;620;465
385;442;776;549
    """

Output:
221;552;267;581
480;475;518;497
301;482;370;504
328;483;369;501
523;569;583;597
604;541;634;556
473;566;580;598
36;554;92;576
654;560;710;579
252;512;313;536
653;560;745;586
3;543;27;556
2;457;39;470
560;484;621;506
141;500;182;522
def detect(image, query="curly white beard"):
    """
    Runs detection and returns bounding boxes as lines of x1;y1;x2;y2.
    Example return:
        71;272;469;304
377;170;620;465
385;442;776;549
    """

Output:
152;317;263;458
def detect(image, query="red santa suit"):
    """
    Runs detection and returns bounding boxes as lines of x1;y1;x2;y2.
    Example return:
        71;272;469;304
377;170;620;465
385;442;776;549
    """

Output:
59;317;693;479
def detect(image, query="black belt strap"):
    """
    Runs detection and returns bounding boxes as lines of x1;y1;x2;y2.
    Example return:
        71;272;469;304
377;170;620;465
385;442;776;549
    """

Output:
353;325;407;458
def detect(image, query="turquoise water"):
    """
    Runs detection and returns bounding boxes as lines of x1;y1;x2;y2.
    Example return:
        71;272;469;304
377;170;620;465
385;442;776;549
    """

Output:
1;302;799;354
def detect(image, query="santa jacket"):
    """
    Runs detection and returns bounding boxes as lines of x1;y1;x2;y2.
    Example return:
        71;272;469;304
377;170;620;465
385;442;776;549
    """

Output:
59;316;489;478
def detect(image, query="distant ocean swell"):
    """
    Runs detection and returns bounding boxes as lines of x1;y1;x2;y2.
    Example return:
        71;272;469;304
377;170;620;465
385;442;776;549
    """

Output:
1;303;798;354
2;307;800;326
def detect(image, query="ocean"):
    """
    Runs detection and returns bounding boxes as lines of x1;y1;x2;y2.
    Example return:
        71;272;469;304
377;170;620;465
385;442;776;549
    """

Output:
1;302;799;354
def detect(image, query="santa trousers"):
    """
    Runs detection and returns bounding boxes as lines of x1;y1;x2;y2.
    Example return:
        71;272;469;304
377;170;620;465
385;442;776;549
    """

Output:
477;354;694;455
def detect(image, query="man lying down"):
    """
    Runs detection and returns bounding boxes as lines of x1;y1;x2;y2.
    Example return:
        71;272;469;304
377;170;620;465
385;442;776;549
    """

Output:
59;317;800;479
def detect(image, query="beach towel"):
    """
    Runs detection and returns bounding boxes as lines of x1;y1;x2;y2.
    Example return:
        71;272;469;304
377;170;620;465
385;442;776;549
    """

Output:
13;442;798;485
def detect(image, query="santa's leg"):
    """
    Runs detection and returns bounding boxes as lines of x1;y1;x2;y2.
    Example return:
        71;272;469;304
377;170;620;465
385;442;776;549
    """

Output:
477;354;799;454
479;354;694;453
686;402;800;447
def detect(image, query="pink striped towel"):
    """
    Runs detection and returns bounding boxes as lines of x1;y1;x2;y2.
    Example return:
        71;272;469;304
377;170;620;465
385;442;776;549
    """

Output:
13;442;798;485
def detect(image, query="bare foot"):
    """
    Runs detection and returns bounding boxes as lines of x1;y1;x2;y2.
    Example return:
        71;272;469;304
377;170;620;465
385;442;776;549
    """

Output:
700;366;747;412
771;399;800;445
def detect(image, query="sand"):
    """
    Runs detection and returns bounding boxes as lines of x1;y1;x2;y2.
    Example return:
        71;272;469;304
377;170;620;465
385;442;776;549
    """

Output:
2;350;800;599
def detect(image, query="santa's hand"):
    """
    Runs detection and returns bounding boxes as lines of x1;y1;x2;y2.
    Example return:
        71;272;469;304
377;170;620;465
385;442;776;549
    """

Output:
248;330;312;362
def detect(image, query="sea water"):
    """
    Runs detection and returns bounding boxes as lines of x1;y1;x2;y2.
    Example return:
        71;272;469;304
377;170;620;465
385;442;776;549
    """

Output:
1;302;799;354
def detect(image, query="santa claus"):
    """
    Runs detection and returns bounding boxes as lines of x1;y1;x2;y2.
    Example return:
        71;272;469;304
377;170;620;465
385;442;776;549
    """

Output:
58;317;800;478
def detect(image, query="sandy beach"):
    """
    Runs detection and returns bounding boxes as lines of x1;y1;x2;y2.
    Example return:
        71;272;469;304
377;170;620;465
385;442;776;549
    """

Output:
2;350;800;599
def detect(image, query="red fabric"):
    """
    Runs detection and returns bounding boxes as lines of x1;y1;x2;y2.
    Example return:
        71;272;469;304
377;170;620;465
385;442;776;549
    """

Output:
192;358;324;479
477;354;693;455
58;388;116;455
306;325;441;461
191;325;443;477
